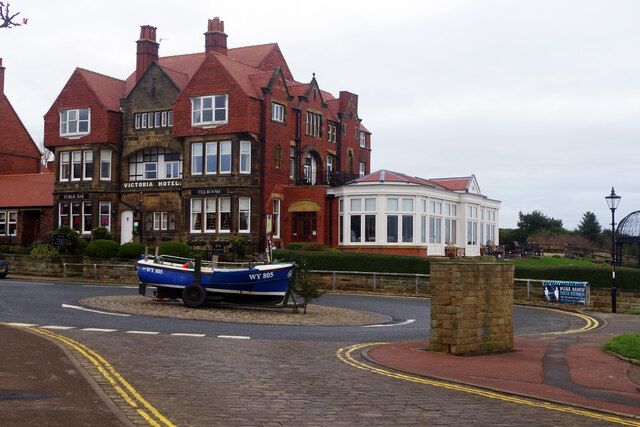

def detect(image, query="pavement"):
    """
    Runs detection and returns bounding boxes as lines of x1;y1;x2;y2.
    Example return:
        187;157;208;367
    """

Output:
2;273;640;425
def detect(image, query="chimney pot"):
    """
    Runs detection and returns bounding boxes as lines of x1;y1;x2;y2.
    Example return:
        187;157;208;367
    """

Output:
0;58;5;95
205;18;228;55
136;25;159;83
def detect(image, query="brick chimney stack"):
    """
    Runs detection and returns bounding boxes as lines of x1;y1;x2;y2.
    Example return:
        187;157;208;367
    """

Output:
205;17;228;55
0;58;5;95
136;25;159;83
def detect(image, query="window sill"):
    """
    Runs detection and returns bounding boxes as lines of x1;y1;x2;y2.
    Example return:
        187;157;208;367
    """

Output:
192;121;228;129
60;133;90;140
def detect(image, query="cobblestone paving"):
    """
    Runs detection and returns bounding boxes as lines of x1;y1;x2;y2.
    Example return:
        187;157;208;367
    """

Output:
63;331;629;426
80;296;391;326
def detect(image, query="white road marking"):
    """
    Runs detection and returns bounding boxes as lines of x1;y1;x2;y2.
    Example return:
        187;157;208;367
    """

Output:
217;335;250;340
363;319;416;328
62;304;131;317
82;328;117;332
127;331;160;335
7;322;38;327
171;333;206;337
41;325;75;330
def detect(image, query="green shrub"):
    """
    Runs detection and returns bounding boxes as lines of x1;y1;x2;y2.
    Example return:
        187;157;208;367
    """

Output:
158;241;191;258
86;239;120;259
514;265;640;289
229;237;248;260
91;226;113;241
273;249;434;274
49;226;86;255
29;244;59;259
286;243;306;251
300;242;325;251
118;242;146;259
0;244;28;254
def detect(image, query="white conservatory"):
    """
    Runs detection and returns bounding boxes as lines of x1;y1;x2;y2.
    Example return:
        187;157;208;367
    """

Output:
328;170;500;257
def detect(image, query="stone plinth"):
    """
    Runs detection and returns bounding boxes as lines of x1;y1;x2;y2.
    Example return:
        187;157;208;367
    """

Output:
429;263;514;355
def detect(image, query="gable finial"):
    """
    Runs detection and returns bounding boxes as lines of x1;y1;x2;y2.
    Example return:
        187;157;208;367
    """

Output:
312;72;315;79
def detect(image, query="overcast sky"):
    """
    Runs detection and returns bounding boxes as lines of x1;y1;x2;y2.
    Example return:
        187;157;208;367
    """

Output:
2;0;638;229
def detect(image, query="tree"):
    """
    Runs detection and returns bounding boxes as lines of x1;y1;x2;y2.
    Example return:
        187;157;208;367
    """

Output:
514;210;564;242
0;3;28;29
576;211;602;244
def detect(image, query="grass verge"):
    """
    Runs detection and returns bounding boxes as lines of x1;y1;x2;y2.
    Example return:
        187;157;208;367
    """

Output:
603;333;640;361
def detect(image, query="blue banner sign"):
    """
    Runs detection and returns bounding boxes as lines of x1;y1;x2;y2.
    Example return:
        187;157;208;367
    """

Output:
542;281;588;305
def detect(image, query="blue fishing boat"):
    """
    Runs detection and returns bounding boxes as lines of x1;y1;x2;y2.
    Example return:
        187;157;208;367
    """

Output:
137;255;295;308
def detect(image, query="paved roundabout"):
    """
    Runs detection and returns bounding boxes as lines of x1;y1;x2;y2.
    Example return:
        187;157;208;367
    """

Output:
80;295;393;326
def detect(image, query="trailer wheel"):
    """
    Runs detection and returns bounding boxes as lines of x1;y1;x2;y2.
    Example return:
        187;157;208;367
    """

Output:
182;284;207;308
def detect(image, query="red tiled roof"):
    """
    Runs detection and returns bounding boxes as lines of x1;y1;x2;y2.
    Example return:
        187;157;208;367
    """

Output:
0;94;41;159
228;44;277;68
123;53;206;95
0;173;54;208
353;170;445;189
77;69;125;112
430;177;472;191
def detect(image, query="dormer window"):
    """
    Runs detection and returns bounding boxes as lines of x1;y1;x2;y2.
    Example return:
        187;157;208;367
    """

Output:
192;94;228;128
60;108;90;138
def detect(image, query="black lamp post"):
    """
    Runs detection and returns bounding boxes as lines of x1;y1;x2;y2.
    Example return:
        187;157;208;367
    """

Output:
605;187;621;313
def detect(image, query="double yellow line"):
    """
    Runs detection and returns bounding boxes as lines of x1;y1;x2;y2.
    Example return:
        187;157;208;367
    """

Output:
3;323;175;427
337;343;640;426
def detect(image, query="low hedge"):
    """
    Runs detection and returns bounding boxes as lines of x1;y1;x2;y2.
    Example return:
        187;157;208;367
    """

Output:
514;265;640;290
158;241;191;258
118;242;145;259
273;249;433;274
85;239;119;259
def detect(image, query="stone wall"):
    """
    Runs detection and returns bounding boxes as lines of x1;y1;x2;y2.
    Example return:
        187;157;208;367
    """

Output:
429;263;514;355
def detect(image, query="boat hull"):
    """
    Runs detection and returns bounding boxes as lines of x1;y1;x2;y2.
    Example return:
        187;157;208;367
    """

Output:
137;260;294;305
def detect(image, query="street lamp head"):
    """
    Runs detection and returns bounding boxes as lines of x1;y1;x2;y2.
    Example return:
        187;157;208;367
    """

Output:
605;187;621;211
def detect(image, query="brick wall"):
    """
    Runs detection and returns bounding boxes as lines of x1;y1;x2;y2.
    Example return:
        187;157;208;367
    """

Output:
429;263;514;355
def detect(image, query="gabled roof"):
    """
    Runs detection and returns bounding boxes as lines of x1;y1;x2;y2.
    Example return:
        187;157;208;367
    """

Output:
0;94;41;159
0;173;54;208
431;175;480;194
76;69;125;112
123;53;206;96
351;170;446;189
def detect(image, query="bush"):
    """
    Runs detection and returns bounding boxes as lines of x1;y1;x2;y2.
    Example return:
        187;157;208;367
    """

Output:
229;237;248;260
286;243;306;251
86;239;120;259
0;244;28;254
118;242;145;259
300;242;326;251
29;244;59;259
273;249;434;274
91;226;113;241
514;265;640;290
158;241;191;258
49;226;86;255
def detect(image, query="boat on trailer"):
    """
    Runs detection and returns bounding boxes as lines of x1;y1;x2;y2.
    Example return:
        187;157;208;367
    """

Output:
137;255;295;308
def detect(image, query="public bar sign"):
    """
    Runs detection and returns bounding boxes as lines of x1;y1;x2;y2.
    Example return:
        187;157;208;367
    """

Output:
542;281;589;305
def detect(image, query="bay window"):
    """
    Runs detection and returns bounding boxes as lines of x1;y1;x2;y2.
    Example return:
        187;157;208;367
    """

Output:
99;201;110;230
192;94;228;127
60;108;90;137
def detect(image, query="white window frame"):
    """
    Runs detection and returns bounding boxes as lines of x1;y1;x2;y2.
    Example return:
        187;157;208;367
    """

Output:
155;112;161;128
135;113;141;129
71;202;81;232
0;212;5;235
239;197;250;233
205;142;217;175
219;197;231;233
83;150;93;180
205;198;217;233
82;201;92;235
153;212;161;231
100;150;111;181
192;143;203;175
99;201;111;230
271;102;284;122
240;141;251;174
60;108;90;138
161;111;167;127
360;130;366;148
192;94;228;127
60;152;70;182
220;141;232;174
141;113;147;129
191;199;202;233
58;202;69;227
359;162;365;177
7;211;17;236
273;200;280;238
161;212;168;231
70;151;82;181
